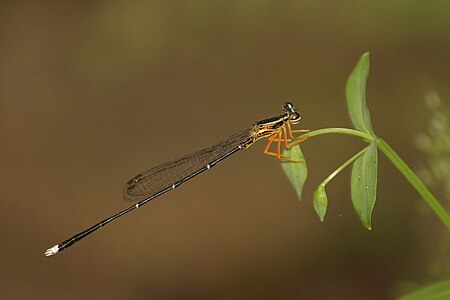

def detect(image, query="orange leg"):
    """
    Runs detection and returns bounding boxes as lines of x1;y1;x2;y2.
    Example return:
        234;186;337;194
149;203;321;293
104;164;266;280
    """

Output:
282;125;290;149
287;122;295;140
264;131;290;159
264;127;307;162
277;130;281;158
277;131;298;162
263;133;277;157
287;122;310;145
287;122;309;140
267;123;304;163
271;128;292;145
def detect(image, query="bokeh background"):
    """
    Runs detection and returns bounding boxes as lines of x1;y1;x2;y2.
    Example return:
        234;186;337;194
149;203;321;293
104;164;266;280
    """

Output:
1;1;449;299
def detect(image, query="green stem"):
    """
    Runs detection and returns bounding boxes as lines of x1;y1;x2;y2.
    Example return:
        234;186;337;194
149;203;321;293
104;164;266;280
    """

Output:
377;138;450;231
321;146;369;187
301;128;374;142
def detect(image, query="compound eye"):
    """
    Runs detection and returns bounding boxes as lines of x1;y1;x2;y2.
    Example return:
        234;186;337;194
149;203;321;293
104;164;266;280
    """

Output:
290;112;301;122
283;102;294;112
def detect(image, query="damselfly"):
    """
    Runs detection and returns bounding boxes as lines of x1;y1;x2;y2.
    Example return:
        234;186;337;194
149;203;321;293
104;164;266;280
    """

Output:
45;102;307;256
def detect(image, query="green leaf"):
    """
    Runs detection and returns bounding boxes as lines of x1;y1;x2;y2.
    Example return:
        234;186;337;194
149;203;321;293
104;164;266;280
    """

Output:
351;140;378;229
281;144;308;200
313;185;328;221
398;278;450;300
346;52;375;135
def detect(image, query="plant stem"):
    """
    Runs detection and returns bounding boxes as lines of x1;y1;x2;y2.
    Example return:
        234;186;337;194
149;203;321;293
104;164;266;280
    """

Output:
301;128;374;141
320;146;369;187
377;138;450;231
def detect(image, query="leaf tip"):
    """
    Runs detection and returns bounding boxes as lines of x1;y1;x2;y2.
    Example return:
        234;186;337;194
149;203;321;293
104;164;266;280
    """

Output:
362;218;372;230
358;52;370;69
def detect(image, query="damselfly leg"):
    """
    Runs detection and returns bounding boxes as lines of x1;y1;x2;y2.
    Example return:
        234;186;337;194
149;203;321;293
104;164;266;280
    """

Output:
263;132;288;159
263;124;309;162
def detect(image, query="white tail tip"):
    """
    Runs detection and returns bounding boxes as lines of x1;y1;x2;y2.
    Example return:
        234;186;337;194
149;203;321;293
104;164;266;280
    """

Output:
45;245;60;256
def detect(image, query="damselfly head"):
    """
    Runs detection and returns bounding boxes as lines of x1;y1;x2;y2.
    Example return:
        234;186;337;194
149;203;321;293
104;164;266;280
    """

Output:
282;102;301;124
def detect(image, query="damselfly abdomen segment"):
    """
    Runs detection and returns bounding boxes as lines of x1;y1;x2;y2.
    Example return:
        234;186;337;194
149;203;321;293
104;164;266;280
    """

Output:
45;102;306;256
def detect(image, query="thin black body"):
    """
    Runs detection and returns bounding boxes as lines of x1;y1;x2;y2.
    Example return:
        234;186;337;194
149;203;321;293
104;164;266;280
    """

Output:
45;102;301;256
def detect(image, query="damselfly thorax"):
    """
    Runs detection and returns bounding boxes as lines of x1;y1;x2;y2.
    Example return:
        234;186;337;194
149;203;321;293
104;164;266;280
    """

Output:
248;102;308;160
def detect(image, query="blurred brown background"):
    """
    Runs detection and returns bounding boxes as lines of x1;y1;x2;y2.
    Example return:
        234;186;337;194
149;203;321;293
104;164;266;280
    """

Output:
1;1;449;299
